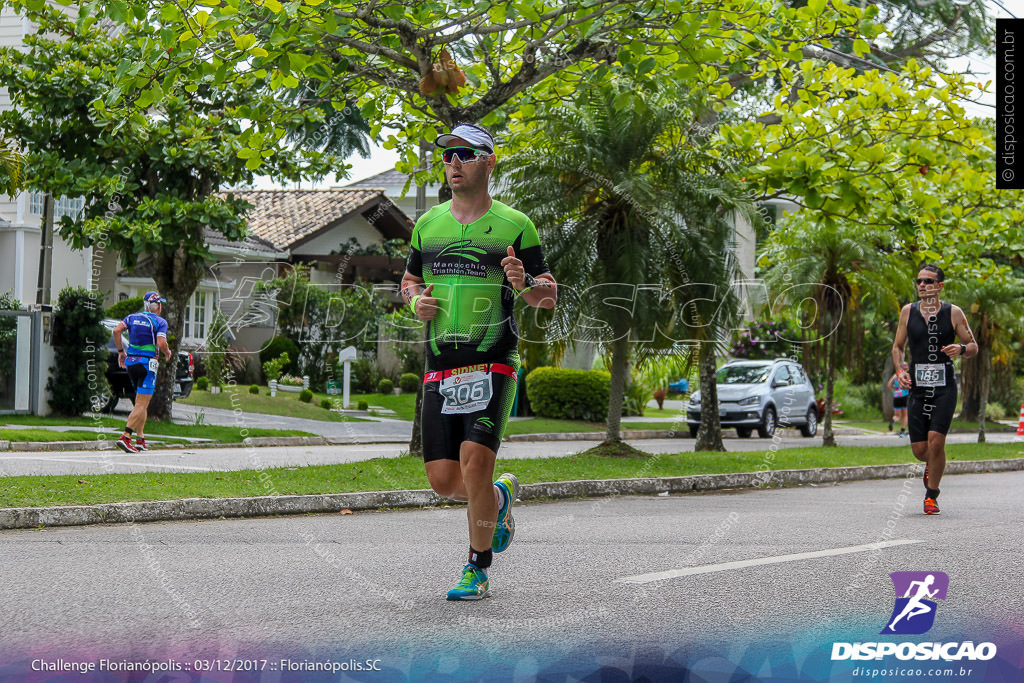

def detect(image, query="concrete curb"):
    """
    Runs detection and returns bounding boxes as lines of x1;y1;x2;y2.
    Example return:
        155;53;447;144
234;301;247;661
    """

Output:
2;458;1021;531
505;428;865;441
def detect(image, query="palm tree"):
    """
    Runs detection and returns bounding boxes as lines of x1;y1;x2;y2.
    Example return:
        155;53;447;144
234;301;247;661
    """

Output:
0;137;23;196
761;219;902;446
947;272;1024;442
499;87;753;448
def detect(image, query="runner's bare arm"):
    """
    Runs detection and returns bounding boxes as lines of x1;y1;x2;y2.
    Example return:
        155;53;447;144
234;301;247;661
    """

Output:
941;306;977;359
157;335;172;361
401;271;439;321
892;305;911;388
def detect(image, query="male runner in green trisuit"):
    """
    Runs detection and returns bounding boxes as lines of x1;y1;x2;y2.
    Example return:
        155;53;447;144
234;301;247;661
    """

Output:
400;124;557;600
891;264;977;515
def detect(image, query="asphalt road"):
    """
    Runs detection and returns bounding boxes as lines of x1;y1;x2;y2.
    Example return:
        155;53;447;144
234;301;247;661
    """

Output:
0;431;1017;477
0;471;1021;680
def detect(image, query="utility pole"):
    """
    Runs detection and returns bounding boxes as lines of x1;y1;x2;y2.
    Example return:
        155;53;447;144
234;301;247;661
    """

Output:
35;193;53;306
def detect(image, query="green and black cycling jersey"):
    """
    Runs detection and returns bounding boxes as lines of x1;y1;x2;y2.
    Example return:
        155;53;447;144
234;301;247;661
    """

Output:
405;199;550;370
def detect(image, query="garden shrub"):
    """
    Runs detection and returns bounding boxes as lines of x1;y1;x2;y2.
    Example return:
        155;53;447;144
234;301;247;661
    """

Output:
525;367;610;421
399;373;419;393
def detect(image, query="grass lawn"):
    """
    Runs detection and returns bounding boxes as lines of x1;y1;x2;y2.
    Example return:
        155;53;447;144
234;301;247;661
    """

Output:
341;391;417;420
0;416;316;444
3;442;1021;509
181;389;371;422
503;419;686;436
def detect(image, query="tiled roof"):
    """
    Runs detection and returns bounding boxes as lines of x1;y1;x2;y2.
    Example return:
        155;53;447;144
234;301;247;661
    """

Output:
204;227;280;254
219;188;412;249
342;168;410;188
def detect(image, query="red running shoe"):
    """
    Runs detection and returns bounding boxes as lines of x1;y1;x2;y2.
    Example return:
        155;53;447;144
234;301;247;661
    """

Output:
116;434;138;453
135;438;148;451
923;497;940;515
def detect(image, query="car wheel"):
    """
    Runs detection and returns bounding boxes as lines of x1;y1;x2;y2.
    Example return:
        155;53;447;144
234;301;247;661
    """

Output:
800;407;818;437
689;425;699;438
757;406;776;438
97;392;119;414
736;427;752;438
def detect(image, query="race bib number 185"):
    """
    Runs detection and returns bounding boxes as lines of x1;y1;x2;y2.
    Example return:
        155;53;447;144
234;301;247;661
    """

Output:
915;363;946;388
439;370;493;415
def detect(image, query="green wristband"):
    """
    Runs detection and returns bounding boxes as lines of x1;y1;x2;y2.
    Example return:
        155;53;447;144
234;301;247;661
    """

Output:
409;294;421;314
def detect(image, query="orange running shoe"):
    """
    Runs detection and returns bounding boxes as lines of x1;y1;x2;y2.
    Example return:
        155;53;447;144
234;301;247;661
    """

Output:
923;497;940;515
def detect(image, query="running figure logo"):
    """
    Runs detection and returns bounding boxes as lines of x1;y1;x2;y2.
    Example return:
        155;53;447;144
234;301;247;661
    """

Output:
881;571;949;635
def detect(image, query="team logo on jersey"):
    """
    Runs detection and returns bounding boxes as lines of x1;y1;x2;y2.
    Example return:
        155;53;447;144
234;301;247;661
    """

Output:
436;240;487;263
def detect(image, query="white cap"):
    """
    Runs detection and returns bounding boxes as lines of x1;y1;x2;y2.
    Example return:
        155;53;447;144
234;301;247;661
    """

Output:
435;124;494;153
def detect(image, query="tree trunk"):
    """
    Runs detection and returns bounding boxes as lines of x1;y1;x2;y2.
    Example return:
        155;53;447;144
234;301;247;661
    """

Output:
149;248;205;421
977;343;991;444
881;354;894;424
959;351;981;421
695;342;725;452
822;323;837;447
409;349;425;458
604;334;629;444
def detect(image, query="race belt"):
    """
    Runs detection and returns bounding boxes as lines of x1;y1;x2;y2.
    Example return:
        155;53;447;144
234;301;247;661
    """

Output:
423;362;517;384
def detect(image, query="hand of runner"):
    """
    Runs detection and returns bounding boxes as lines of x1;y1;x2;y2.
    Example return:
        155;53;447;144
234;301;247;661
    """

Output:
897;369;912;389
501;246;526;290
940;344;961;358
415;283;439;321
117;350;126;369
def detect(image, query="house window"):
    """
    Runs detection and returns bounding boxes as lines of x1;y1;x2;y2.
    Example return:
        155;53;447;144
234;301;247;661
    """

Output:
29;193;85;220
184;291;208;341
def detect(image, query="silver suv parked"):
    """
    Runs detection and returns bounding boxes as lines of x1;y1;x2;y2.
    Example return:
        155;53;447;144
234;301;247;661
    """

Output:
686;359;818;438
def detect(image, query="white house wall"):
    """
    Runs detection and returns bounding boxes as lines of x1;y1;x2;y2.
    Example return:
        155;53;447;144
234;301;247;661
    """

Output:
290;215;384;258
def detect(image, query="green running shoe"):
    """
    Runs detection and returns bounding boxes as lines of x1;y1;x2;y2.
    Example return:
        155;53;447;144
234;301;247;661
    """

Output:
492;472;520;553
446;564;489;601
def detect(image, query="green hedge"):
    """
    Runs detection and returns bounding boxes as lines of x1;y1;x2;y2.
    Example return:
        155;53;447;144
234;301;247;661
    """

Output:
105;296;144;321
48;287;109;416
525;367;610;421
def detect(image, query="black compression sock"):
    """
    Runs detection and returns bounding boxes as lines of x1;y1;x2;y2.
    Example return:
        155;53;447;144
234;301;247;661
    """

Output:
926;488;940;499
468;547;492;570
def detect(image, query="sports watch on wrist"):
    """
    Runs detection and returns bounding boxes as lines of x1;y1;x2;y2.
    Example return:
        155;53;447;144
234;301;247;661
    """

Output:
517;272;536;292
959;344;966;356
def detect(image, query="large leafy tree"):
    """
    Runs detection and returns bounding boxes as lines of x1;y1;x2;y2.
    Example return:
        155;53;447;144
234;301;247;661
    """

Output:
760;220;902;446
0;5;327;419
947;272;1024;441
499;86;753;448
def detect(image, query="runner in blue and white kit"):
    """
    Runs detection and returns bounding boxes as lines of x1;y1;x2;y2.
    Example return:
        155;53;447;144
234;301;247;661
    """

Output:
112;291;172;453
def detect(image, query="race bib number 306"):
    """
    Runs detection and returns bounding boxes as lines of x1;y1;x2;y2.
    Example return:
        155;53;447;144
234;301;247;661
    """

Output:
915;363;946;388
439;370;493;415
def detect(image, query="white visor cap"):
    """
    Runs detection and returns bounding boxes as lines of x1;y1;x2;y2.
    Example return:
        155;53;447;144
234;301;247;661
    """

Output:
435;124;494;153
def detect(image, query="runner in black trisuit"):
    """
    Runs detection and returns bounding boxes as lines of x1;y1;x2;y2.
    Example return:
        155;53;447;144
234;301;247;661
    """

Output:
891;264;978;515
